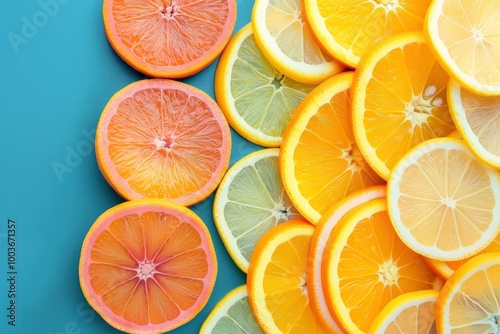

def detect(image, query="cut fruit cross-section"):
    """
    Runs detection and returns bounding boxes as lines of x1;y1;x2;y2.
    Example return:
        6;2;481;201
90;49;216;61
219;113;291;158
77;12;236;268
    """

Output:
103;0;237;78
96;79;231;206
79;199;217;333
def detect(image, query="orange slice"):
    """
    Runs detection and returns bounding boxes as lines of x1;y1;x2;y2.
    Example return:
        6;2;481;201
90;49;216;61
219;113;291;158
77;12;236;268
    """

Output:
103;0;237;78
425;0;500;96
323;198;442;334
424;236;500;281
96;79;231;206
303;0;432;67
436;252;500;333
280;72;385;224
387;138;500;261
368;290;439;334
247;219;327;333
79;199;217;333
448;79;500;169
307;185;386;333
351;31;456;180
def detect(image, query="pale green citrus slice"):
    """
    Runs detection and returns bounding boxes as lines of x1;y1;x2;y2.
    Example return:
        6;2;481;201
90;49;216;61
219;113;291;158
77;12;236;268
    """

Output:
251;0;344;84
213;148;303;273
448;79;500;169
200;285;263;334
215;24;317;147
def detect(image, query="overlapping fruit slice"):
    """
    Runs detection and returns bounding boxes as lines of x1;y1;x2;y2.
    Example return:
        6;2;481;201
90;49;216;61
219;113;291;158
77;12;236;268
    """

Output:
79;199;217;333
96;79;231;206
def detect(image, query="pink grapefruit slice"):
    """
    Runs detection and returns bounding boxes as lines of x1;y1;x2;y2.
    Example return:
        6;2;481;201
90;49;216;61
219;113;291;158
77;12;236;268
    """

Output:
103;0;237;78
96;79;231;206
79;198;217;333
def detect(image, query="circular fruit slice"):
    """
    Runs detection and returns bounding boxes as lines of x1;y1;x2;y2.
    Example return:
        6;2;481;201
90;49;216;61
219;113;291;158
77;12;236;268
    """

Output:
323;198;442;334
200;285;263;334
436;252;500;333
352;31;456;180
303;0;431;67
307;185;386;333
247;219;327;333
425;0;500;96
424;235;500;280
280;72;385;224
215;24;317;147
79;199;217;333
448;79;500;169
251;0;344;84
368;290;439;334
103;0;236;78
387;138;500;261
96;79;231;206
213;148;303;273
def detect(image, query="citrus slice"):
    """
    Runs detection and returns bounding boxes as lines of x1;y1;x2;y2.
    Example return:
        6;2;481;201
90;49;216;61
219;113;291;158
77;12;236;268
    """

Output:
103;0;236;78
79;199;217;333
448;79;500;169
247;219;327;333
303;0;431;67
424;236;500;281
387;137;500;261
251;0;344;84
307;185;386;333
323;198;442;334
213;148;303;273
214;24;317;147
280;71;385;224
351;31;456;180
368;290;439;334
424;0;500;96
96;79;231;206
436;252;500;333
200;285;263;334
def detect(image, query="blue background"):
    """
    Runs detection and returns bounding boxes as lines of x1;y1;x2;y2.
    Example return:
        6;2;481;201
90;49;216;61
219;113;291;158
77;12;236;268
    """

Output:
0;0;259;333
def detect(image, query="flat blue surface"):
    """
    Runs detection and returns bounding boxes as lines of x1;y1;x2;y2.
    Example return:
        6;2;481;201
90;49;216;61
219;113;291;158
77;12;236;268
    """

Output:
0;1;258;333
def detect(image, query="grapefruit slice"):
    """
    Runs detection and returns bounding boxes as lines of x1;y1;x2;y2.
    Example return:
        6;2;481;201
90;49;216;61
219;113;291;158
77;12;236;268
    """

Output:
103;0;237;78
79;198;217;333
96;79;231;206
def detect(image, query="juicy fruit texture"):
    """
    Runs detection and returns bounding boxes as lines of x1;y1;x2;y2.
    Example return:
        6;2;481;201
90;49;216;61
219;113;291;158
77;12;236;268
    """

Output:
251;0;344;84
352;32;456;180
200;285;263;334
425;0;500;96
303;0;431;67
103;0;236;78
323;198;441;334
215;24;317;147
368;290;438;334
448;79;500;168
436;252;500;333
79;199;217;333
213;148;303;272
307;185;386;333
388;138;500;261
96;79;231;206
425;236;500;280
280;72;385;224
247;220;327;334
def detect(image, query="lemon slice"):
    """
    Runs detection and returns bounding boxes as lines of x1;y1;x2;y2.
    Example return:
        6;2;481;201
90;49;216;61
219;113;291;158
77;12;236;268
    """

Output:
215;24;317;147
252;0;344;84
448;79;500;169
213;148;303;272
